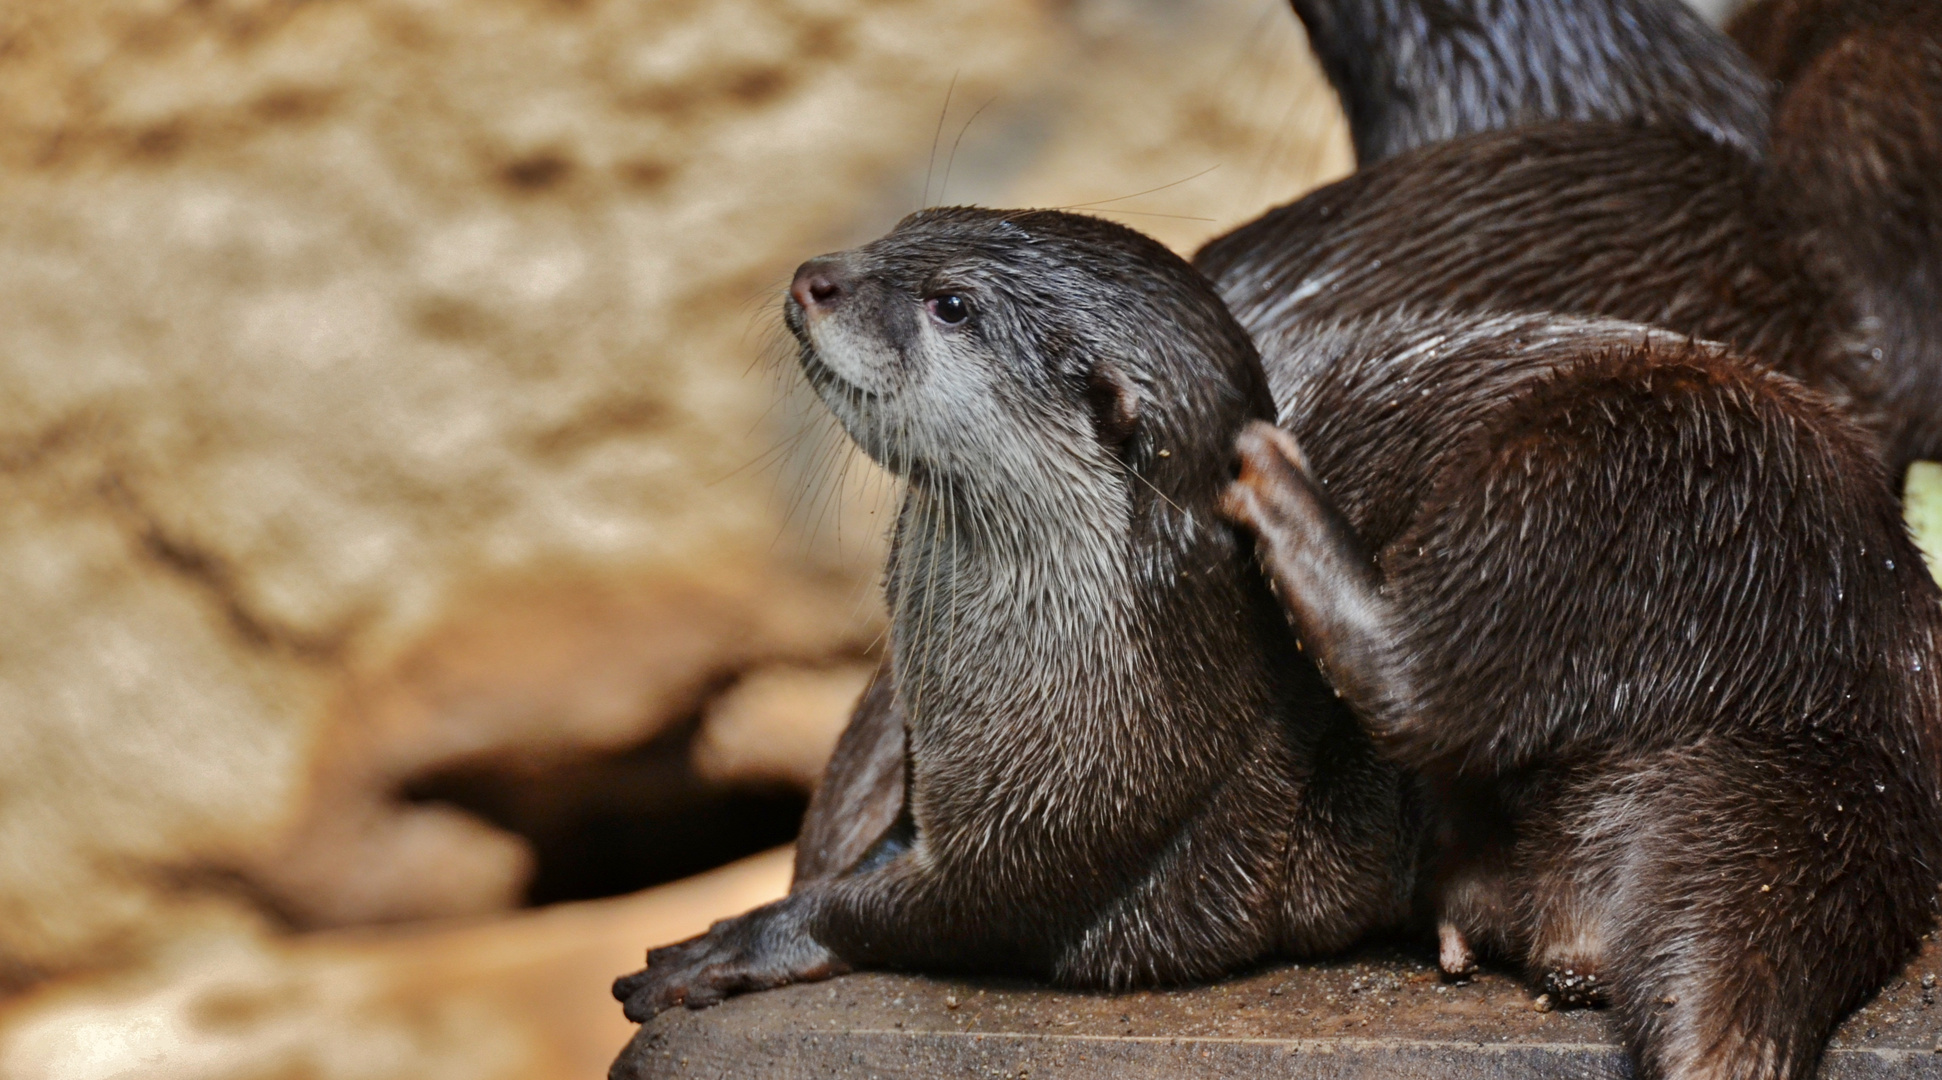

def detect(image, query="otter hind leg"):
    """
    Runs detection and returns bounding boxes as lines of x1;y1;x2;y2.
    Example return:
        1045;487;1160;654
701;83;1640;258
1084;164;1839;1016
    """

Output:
1598;751;1935;1080
1423;785;1520;980
1524;805;1616;1009
1529;881;1611;1007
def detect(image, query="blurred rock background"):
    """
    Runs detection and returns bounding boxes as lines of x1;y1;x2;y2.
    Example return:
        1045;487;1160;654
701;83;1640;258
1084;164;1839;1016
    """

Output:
0;0;1359;1075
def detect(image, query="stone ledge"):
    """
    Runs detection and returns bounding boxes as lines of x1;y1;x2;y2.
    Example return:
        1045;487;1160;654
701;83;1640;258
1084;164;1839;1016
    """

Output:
614;940;1942;1078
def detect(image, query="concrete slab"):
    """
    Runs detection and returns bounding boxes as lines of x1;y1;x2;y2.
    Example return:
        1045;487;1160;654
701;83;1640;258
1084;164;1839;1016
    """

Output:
613;938;1942;1078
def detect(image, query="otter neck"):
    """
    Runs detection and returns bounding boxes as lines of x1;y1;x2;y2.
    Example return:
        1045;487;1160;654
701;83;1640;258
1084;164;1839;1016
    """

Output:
888;479;1138;722
884;473;1273;878
883;476;1237;739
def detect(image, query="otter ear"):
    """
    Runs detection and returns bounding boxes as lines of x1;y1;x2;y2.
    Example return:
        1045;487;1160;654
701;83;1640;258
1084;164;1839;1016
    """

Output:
1084;364;1140;448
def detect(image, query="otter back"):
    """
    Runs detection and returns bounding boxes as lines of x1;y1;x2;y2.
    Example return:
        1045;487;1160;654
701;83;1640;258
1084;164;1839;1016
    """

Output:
1223;307;1942;1080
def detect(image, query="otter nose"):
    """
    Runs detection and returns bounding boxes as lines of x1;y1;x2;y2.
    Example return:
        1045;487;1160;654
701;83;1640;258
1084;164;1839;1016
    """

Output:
790;259;851;315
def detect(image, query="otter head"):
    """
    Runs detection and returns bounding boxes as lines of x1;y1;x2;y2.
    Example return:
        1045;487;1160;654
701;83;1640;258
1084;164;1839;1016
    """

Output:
782;210;1312;861
784;207;1275;544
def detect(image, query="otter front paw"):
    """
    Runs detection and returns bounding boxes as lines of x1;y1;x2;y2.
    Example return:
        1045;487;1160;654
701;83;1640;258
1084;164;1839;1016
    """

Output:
1218;419;1404;722
612;901;850;1022
1218;421;1317;535
1537;963;1607;1007
1438;921;1478;980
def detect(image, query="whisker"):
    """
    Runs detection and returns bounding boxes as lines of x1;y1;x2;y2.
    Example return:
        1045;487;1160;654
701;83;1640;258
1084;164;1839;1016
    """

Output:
941;95;999;206
1114;455;1189;519
774;414;850;554
807;437;858;554
1243;4;1307;209
710;427;810;488
848;458;900;631
1251;66;1311;209
923;72;960;209
1070;208;1217;223
744;323;794;381
943;471;964;690
1060;164;1222;210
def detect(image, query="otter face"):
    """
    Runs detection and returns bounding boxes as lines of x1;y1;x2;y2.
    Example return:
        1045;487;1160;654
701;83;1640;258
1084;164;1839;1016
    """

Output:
783;207;1272;512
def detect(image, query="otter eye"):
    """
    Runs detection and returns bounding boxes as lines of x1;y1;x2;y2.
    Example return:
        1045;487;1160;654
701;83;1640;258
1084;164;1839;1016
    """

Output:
927;294;970;326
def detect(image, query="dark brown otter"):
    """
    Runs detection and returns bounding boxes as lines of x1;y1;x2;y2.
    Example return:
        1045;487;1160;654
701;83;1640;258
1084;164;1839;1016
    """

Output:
1288;0;1771;164
1731;0;1942;474
1192;116;1942;473
612;207;1417;1020
1220;308;1942;1080
1217;0;1942;474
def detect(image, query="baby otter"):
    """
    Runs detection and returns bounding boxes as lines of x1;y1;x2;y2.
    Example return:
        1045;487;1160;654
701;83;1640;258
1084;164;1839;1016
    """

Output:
612;207;1417;1018
1222;309;1942;1079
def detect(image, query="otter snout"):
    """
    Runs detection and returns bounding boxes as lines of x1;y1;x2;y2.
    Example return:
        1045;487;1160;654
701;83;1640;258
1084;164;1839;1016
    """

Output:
790;258;853;319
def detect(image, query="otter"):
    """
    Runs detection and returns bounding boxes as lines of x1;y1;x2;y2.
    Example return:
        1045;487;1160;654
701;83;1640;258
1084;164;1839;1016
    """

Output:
1219;308;1942;1079
1730;0;1942;474
617;205;1941;1079
1286;0;1771;164
613;207;1417;1019
1191;116;1942;474
1203;0;1942;475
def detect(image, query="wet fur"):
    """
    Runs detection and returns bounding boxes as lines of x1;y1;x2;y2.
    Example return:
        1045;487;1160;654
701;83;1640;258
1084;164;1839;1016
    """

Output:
1192;120;1942;469
1733;0;1942;477
1289;0;1771;164
1222;309;1942;1079
613;209;1418;1020
1227;0;1942;472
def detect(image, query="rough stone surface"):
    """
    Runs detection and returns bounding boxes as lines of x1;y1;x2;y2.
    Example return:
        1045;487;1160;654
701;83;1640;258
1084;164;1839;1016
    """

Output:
615;938;1942;1078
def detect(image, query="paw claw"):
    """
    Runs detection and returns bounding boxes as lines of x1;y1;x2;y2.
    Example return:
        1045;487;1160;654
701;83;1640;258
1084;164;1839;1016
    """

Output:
611;971;648;1003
